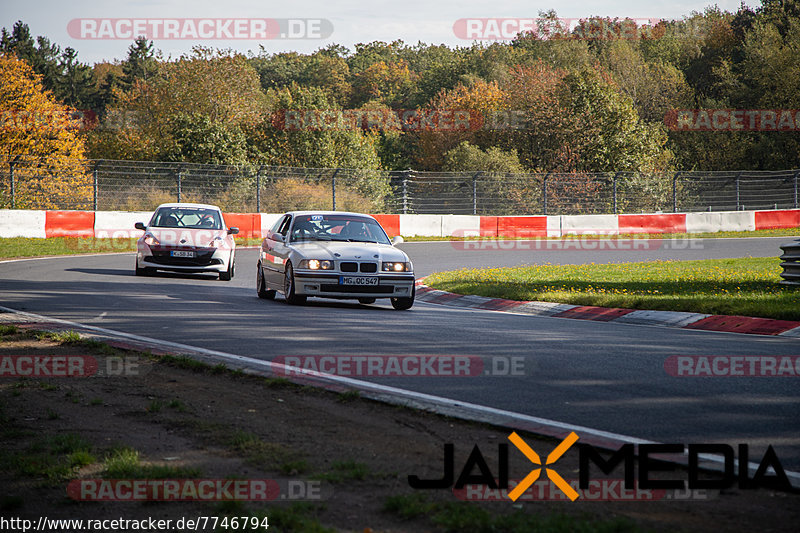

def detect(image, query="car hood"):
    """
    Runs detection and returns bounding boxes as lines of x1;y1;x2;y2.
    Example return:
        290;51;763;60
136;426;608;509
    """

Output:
145;228;232;248
290;241;408;262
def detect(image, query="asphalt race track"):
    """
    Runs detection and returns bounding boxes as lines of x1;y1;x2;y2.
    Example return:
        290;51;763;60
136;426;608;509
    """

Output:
1;236;799;471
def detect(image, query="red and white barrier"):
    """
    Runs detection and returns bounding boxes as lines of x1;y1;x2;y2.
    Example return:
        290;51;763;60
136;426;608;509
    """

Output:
441;215;480;238
371;214;401;237
399;214;441;237
0;210;46;238
755;209;800;230
618;213;686;234
94;211;152;238
1;208;798;240
561;214;618;235
45;210;94;238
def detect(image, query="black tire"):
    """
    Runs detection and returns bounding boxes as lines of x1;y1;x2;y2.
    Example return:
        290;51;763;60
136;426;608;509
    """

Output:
283;262;306;305
219;254;235;281
358;298;376;305
134;258;152;276
391;285;415;310
256;263;276;300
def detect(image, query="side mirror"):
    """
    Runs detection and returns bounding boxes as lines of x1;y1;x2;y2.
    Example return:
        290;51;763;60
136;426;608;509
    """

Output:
135;222;146;231
228;227;239;235
270;232;285;243
391;236;404;246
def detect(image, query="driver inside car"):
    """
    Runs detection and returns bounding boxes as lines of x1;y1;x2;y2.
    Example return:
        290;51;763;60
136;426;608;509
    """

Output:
341;221;370;241
291;219;317;240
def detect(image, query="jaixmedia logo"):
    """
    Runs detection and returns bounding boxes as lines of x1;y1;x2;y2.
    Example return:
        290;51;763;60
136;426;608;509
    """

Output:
408;432;792;501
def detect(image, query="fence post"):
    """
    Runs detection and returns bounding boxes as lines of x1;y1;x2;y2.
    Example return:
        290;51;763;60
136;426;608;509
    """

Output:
542;172;550;215
92;162;99;211
472;172;481;215
176;167;182;203
735;172;741;210
331;168;339;211
613;172;620;214
673;172;680;213
402;169;410;214
256;165;263;213
794;170;799;209
9;160;15;209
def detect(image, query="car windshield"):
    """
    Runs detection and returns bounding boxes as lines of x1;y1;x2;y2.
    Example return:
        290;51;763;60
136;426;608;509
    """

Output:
150;207;222;230
289;214;391;245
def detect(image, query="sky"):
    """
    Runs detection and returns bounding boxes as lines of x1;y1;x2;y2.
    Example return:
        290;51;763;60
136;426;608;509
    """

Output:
2;0;762;64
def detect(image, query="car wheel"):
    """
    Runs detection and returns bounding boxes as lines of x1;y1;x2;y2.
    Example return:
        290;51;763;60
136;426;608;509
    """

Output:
257;263;276;300
283;261;306;305
134;257;152;276
219;253;235;281
390;285;415;310
358;298;376;304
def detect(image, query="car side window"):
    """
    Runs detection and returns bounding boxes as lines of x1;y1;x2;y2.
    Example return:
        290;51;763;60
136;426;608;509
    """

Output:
277;215;292;237
268;216;285;235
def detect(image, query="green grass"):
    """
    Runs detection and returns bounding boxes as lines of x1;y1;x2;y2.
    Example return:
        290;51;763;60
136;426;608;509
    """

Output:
227;430;308;474
0;237;138;259
0;229;796;259
0;324;20;336
318;460;370;483
102;447;201;479
425;257;800;321
0;236;261;259
383;493;643;533
1;433;96;483
41;330;82;344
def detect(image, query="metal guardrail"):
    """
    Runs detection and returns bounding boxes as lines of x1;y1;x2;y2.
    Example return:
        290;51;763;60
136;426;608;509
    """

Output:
779;239;800;286
2;155;799;215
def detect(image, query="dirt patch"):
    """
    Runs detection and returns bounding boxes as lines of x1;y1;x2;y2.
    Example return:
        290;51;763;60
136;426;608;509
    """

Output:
0;326;797;532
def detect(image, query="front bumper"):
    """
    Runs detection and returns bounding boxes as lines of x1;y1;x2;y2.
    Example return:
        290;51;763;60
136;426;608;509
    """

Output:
293;272;415;299
138;245;233;273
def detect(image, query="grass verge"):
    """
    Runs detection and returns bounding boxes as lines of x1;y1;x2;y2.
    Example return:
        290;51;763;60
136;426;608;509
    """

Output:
425;257;800;321
383;493;643;533
0;236;263;260
0;229;797;259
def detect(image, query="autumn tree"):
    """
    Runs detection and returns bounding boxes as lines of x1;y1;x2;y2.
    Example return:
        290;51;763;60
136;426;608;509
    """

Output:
90;47;267;164
0;53;91;208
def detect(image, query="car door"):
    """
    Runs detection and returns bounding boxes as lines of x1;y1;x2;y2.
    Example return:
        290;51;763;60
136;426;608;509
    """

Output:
263;215;292;287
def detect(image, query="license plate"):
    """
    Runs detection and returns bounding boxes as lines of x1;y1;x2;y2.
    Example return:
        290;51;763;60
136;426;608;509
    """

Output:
170;250;195;258
340;276;378;286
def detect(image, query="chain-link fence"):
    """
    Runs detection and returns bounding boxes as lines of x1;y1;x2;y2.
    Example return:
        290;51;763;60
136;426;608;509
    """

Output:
2;155;799;214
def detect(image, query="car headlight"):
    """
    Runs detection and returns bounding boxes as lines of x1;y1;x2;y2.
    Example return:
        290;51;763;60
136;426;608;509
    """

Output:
299;259;333;270
210;236;225;248
382;261;411;272
143;233;160;246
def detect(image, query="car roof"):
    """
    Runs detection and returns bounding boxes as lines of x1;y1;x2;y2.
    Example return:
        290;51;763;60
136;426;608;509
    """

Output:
286;211;377;220
155;203;222;211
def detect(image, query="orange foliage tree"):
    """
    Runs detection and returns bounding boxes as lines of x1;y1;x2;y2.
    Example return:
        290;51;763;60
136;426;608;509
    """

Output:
0;53;91;209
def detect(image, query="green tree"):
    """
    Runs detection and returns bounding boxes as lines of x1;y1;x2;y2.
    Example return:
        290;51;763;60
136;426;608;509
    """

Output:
442;141;524;173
